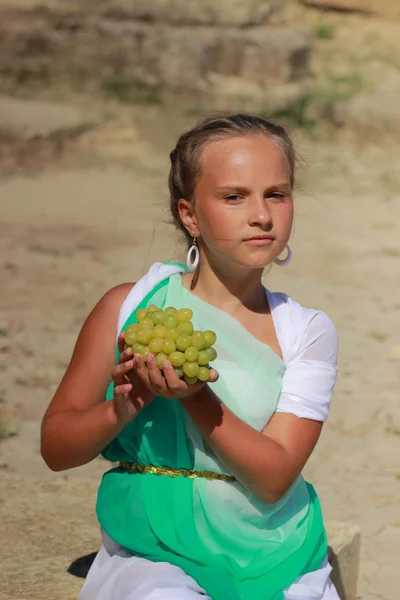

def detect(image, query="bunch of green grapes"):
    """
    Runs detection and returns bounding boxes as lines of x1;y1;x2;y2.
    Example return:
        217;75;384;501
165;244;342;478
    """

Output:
123;304;217;385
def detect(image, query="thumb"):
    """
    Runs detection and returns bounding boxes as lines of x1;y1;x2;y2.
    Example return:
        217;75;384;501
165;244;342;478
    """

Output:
208;369;219;383
117;332;126;355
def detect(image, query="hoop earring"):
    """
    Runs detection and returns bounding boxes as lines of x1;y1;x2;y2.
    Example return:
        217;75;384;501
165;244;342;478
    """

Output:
186;238;200;272
273;244;292;267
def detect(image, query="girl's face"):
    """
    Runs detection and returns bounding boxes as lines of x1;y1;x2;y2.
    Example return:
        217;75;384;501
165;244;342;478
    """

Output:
179;134;294;272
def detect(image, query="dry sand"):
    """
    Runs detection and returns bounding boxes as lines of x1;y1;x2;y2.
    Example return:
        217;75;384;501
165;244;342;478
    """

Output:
1;102;400;600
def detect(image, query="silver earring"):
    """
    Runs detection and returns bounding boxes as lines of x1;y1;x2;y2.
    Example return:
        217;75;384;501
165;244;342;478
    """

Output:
273;244;292;267
186;237;200;272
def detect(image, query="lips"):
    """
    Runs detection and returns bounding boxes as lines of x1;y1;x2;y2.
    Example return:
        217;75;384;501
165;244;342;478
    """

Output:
244;236;275;246
244;235;275;242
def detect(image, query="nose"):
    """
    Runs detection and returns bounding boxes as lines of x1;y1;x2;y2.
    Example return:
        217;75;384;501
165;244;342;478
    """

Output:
247;194;272;229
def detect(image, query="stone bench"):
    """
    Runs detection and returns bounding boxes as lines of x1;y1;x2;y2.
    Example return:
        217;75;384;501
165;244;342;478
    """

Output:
326;521;361;600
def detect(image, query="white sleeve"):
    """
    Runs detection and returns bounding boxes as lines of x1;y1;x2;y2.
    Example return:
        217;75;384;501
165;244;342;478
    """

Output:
276;311;339;421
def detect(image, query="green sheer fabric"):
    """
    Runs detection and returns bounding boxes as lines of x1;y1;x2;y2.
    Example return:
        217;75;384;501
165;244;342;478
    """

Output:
97;268;327;600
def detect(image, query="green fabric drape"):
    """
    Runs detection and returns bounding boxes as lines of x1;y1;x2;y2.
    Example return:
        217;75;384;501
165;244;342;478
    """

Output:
97;266;328;600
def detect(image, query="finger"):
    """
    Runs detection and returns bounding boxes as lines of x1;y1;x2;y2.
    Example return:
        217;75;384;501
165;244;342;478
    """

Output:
112;359;134;386
146;354;168;394
113;382;133;397
118;346;133;364
208;368;219;383
162;360;186;395
118;332;126;355
133;354;152;389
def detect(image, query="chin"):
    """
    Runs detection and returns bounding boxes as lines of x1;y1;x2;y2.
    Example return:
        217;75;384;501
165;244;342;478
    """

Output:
235;252;274;271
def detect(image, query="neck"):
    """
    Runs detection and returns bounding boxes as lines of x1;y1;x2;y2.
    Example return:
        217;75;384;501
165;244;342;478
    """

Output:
182;254;269;315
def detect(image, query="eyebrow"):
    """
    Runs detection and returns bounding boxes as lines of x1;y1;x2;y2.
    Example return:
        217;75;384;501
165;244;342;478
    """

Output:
215;184;291;194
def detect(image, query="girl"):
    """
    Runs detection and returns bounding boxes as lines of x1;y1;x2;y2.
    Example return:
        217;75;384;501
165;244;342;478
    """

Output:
41;114;339;600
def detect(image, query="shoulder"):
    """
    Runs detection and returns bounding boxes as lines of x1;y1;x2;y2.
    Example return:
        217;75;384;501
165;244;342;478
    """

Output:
82;283;136;334
116;262;188;336
267;290;338;365
100;283;136;310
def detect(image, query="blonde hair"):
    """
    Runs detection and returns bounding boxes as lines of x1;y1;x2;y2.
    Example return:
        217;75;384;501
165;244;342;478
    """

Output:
168;114;296;245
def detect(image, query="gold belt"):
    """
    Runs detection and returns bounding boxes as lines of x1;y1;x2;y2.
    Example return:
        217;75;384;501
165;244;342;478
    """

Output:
118;461;236;482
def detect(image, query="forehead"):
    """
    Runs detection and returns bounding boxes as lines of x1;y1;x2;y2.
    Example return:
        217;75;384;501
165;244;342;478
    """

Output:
198;134;290;184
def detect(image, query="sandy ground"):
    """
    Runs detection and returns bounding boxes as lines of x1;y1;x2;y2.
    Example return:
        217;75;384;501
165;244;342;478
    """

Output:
1;11;400;596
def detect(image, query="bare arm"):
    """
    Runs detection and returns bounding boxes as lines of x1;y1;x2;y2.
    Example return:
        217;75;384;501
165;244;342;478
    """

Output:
40;283;152;472
180;387;322;504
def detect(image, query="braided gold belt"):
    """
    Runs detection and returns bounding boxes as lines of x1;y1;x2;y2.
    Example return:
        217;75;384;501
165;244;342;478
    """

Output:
119;461;236;482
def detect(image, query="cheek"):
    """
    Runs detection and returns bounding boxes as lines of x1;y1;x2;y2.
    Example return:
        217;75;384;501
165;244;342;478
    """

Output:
274;203;294;234
196;202;240;242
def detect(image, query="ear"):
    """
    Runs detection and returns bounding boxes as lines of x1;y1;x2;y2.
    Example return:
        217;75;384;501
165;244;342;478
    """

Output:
177;198;200;238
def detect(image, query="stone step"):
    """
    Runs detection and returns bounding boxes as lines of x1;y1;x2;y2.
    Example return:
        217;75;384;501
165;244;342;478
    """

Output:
326;521;361;600
0;0;289;26
0;8;312;111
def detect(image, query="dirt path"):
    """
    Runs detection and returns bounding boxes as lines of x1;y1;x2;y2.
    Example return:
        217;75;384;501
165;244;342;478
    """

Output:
1;102;399;600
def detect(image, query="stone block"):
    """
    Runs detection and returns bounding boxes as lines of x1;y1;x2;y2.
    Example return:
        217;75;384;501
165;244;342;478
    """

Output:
87;0;289;27
334;89;400;136
0;95;100;139
196;75;306;113
326;521;361;600
205;26;312;84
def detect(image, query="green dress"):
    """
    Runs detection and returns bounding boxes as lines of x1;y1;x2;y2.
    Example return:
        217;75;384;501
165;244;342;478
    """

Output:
96;270;328;600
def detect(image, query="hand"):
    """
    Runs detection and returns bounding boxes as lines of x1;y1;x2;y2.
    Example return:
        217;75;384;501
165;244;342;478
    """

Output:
111;333;155;425
133;352;219;400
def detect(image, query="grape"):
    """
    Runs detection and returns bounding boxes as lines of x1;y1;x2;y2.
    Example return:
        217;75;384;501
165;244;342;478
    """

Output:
204;330;217;347
143;347;154;361
169;351;186;367
149;337;163;354
183;361;199;378
205;347;217;362
150;310;165;326
153;325;167;338
136;329;153;345
162;338;176;354
146;304;158;312
139;318;154;330
125;304;217;384
156;352;168;369
136;308;147;322
198;367;211;382
191;331;206;350
197;350;209;366
177;321;193;335
132;342;146;355
125;331;137;346
176;335;192;351
176;308;193;323
165;328;180;342
164;315;177;329
185;346;199;362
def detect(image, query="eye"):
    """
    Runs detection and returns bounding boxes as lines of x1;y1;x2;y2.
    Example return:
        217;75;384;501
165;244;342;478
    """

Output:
268;192;286;201
225;194;243;202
